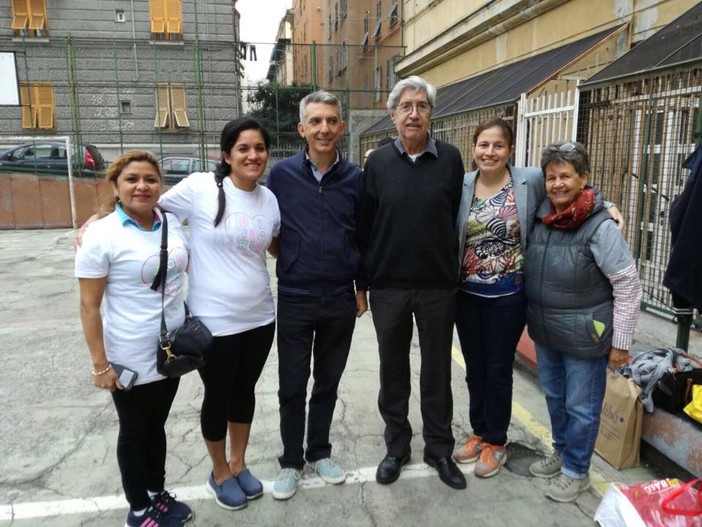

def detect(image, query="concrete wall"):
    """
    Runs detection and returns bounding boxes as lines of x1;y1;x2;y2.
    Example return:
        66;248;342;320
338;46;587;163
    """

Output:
0;173;107;229
348;108;389;165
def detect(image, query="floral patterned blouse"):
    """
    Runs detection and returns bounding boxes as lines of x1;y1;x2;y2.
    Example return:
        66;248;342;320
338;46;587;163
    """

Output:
460;177;524;297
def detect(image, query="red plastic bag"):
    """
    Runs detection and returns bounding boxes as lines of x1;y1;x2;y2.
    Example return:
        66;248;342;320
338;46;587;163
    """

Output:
594;478;702;527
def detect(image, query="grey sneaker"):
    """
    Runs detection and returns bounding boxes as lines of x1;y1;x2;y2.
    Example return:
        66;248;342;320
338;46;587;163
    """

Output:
311;458;346;484
529;452;563;478
545;473;590;503
272;468;302;500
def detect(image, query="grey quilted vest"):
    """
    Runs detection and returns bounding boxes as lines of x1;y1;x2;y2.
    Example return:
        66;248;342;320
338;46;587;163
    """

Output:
524;206;613;358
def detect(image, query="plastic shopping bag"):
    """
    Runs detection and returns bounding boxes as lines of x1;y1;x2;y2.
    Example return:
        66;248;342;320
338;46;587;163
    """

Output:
594;478;702;527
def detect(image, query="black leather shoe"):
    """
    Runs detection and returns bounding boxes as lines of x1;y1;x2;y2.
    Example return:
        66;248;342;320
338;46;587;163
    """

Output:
376;450;411;484
424;455;467;489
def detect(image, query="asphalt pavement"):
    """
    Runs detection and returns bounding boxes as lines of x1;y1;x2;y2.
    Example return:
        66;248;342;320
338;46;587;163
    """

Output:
0;228;698;527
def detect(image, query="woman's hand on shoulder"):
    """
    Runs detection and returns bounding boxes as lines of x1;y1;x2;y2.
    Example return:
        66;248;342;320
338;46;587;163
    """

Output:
75;214;99;249
606;205;626;235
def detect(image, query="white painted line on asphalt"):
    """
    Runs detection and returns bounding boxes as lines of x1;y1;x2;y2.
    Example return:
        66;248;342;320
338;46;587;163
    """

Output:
0;463;476;521
451;345;608;497
5;344;588;521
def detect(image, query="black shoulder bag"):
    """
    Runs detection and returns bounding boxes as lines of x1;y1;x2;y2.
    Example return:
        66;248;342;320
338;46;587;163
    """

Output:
150;212;211;377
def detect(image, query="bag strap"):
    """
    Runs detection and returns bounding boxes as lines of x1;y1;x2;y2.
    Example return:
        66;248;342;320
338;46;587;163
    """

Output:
661;479;702;517
149;212;171;350
677;351;702;370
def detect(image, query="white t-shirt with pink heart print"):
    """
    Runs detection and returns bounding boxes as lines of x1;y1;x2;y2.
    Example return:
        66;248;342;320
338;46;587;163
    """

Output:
75;211;188;385
159;172;280;336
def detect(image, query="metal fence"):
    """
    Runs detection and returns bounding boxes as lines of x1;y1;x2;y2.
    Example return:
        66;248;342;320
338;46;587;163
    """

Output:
359;105;517;164
580;67;702;316
360;67;702;318
0;38;403;168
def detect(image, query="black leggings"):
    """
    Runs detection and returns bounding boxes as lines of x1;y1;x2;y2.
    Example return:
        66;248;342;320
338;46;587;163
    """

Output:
198;322;275;441
111;377;180;510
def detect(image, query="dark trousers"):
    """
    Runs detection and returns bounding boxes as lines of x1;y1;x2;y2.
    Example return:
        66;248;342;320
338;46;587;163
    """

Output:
111;377;179;510
455;290;526;445
370;287;456;459
277;291;357;469
198;322;275;441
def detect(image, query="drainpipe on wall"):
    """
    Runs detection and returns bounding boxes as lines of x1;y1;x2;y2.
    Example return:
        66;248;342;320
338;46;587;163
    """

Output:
130;0;139;81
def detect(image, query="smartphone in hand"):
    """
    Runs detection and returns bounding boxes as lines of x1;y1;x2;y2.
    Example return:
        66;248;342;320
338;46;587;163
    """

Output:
111;363;138;391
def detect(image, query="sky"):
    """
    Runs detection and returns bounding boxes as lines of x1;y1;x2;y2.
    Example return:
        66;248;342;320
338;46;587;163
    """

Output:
238;0;293;83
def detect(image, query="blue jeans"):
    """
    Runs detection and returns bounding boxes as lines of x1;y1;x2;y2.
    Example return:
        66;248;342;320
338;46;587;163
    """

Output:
535;343;607;479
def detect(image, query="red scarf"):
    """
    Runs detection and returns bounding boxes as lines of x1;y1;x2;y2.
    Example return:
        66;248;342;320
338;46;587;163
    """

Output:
542;187;596;230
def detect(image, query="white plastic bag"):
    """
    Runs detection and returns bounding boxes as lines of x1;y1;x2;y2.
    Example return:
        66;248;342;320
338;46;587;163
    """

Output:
595;479;702;527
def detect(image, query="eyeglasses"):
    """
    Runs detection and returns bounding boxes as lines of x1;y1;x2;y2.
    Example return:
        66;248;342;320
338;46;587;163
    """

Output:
395;102;432;115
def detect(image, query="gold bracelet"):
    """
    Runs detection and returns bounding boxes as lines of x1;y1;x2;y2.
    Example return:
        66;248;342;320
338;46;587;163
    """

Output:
92;364;112;376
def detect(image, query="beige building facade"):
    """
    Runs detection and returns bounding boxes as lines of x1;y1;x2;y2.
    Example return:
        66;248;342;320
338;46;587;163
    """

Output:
292;0;324;86
320;0;403;109
289;0;697;106
397;0;698;87
290;0;403;108
267;9;295;85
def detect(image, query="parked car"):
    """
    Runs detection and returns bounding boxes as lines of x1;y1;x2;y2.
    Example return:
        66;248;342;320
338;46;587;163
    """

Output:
159;154;219;185
0;142;106;176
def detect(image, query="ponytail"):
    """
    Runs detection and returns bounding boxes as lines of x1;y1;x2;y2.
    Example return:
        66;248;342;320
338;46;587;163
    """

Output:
213;160;229;227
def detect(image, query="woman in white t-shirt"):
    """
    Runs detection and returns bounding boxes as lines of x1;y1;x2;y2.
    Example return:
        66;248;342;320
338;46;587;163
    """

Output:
76;151;192;527
159;117;280;511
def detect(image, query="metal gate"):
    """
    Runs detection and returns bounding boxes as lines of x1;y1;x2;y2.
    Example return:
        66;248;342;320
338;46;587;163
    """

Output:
515;87;580;169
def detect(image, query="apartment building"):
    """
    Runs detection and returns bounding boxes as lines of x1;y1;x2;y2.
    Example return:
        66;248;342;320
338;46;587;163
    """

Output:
397;0;698;87
0;0;243;159
321;0;402;109
291;0;324;87
267;9;294;85
289;0;402;109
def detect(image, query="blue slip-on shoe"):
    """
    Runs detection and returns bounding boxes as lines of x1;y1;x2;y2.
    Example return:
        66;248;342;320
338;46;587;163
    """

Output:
236;468;263;500
206;472;247;511
125;505;183;527
311;458;346;484
151;490;193;522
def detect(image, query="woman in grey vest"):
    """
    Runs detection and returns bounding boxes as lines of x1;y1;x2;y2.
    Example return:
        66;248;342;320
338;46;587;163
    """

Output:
523;141;641;503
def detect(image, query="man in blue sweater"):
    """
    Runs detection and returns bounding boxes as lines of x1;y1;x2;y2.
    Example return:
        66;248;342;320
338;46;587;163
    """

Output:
266;91;368;500
359;76;466;490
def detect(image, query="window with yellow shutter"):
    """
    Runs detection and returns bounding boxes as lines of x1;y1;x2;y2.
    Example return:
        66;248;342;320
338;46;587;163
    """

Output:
19;82;55;130
154;84;170;128
154;83;190;130
150;0;182;40
11;0;48;38
170;84;190;128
